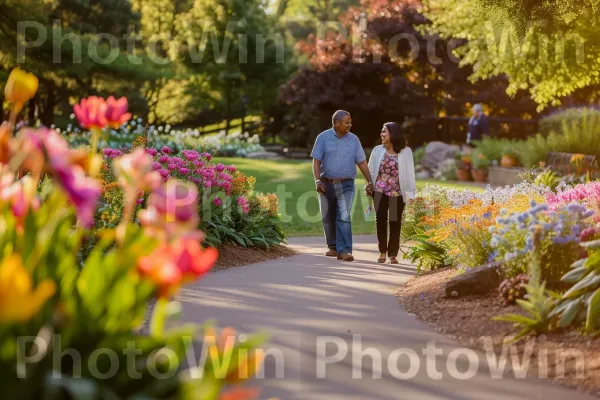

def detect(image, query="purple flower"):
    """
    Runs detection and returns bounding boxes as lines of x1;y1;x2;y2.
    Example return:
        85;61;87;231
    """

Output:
215;163;225;172
152;161;162;171
161;146;173;154
178;167;190;175
159;155;170;163
146;148;158;156
213;197;223;207
182;150;199;161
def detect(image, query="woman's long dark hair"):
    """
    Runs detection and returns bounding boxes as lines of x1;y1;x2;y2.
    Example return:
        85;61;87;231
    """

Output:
383;122;408;153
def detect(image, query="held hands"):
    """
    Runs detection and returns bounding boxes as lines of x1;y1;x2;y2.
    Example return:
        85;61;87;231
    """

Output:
364;182;374;196
316;180;326;193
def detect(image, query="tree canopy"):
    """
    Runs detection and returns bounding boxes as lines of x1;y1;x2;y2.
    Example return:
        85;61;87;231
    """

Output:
421;0;600;110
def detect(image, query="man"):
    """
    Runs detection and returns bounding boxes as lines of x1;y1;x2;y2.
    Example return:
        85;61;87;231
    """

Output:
467;104;490;146
310;110;374;262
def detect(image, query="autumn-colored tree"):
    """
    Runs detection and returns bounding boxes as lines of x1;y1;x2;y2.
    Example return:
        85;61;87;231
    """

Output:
271;0;537;148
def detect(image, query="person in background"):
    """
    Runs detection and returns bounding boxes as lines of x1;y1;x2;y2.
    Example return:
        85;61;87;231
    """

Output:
467;104;490;146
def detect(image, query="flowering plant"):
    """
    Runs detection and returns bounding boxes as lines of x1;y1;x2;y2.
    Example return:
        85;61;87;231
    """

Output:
0;69;267;399
490;201;596;286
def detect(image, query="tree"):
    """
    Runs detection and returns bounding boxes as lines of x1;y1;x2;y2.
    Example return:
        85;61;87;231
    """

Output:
271;0;538;147
421;0;600;110
0;0;169;125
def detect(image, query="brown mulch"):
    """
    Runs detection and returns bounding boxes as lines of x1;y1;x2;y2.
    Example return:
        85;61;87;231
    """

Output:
211;243;298;271
398;268;600;396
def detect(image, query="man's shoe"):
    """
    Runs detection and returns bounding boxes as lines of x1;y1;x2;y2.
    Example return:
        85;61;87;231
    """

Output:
325;249;338;257
337;253;354;261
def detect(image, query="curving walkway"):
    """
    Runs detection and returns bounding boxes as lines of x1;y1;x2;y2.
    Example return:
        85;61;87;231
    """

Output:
178;235;597;400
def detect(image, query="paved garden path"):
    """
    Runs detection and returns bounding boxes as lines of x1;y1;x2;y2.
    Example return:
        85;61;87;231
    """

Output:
178;235;597;400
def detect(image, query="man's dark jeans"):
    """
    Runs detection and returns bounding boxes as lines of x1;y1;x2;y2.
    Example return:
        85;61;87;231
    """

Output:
318;180;355;254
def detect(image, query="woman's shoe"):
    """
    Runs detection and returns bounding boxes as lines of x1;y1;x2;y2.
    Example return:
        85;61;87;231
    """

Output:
390;257;398;264
377;253;386;263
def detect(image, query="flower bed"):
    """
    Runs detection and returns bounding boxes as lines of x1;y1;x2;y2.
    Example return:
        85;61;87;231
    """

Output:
63;118;264;158
402;179;600;336
0;67;268;399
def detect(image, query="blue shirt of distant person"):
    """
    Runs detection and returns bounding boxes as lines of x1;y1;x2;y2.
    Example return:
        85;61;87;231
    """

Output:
310;110;373;262
467;104;490;144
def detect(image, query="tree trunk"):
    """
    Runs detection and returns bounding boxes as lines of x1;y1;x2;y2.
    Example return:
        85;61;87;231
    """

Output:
40;81;56;126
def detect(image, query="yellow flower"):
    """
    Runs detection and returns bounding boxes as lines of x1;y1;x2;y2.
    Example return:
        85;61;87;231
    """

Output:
0;254;56;323
570;154;585;163
4;68;39;113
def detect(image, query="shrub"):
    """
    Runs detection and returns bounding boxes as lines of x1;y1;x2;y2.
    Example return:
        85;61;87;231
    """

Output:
100;146;286;249
474;137;518;163
499;274;529;306
471;149;490;171
520;108;600;167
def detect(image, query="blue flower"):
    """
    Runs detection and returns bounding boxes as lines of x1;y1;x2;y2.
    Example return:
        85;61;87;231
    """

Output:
487;250;499;263
584;210;596;219
530;199;537;207
567;203;587;214
529;204;548;215
483;212;492;219
490;238;499;248
500;208;508;216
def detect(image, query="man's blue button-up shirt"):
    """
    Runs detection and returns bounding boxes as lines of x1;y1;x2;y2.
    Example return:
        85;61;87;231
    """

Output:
310;128;366;179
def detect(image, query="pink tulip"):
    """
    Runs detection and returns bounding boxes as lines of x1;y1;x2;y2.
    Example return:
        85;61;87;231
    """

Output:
73;96;108;129
112;148;162;193
104;96;132;128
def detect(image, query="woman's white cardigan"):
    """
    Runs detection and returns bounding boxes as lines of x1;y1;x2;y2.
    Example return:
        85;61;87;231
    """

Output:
367;145;417;203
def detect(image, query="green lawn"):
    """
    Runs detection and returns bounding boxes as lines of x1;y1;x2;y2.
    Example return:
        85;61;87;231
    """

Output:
214;158;484;237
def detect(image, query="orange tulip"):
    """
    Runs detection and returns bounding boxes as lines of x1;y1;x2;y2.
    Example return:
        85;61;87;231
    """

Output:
4;67;38;114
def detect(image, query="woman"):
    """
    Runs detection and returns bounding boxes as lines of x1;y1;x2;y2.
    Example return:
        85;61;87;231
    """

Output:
366;122;416;264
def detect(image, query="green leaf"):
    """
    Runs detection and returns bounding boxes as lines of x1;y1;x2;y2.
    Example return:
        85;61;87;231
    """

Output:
561;265;589;283
558;297;584;328
581;239;600;249
586;287;600;331
563;272;600;299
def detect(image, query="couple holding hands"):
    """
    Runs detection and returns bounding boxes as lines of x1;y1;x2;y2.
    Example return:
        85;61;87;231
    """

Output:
311;110;416;263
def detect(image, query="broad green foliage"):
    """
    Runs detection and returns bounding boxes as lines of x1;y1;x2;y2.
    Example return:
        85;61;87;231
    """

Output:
551;239;600;332
421;0;600;109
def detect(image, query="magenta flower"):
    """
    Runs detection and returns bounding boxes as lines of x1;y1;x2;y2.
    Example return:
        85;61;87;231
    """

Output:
203;181;213;189
182;150;199;161
215;163;225;172
161;146;173;154
152;161;162;171
193;160;205;168
159;155;170;163
179;167;190;175
146;148;158;156
167;163;178;171
202;152;212;161
226;165;236;173
190;176;202;184
213;197;223;207
21;128;101;228
159;169;170;178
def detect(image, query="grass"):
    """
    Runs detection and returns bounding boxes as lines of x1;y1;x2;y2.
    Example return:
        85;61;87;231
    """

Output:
214;157;485;237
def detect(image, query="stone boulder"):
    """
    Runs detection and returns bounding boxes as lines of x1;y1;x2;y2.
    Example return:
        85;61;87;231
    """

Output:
420;141;460;172
444;263;503;298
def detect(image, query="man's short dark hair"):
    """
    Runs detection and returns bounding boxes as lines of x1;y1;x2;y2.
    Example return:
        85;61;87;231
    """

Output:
332;110;350;126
